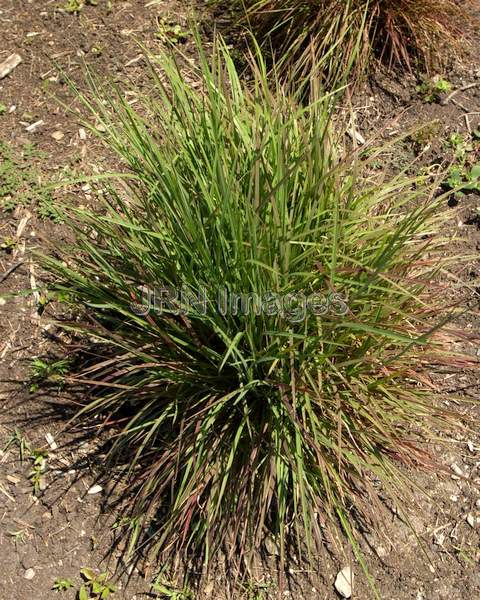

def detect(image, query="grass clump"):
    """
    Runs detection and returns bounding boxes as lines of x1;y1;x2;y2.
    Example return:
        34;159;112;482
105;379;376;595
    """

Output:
228;0;474;80
40;41;472;578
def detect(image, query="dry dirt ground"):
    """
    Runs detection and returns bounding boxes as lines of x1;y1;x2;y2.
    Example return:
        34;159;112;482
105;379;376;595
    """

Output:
0;1;480;599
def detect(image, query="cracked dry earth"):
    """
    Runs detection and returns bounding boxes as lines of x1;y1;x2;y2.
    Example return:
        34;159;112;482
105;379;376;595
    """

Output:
1;1;480;599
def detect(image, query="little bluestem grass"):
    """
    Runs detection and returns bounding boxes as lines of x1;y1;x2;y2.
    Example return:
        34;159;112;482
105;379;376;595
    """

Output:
40;39;476;589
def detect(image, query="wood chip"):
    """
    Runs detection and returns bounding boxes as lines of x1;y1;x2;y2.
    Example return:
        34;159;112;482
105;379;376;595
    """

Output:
45;433;58;450
25;119;44;133
0;53;22;79
450;463;463;477
0;484;15;502
467;513;477;528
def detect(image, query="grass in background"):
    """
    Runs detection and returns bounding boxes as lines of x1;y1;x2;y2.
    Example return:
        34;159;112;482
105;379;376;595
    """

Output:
40;39;474;586
227;0;473;81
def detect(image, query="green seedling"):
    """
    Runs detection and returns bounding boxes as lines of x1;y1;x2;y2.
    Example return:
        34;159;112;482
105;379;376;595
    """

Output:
417;77;452;103
452;544;478;565
3;428;31;463
0;103;6;115
8;528;29;543
22;141;48;160
0;140;55;216
62;0;84;13
151;579;193;600
445;132;474;161
155;18;188;45
29;357;70;392
53;578;75;592
62;0;109;14
444;163;480;195
79;569;116;600
0;237;16;253
29;448;49;494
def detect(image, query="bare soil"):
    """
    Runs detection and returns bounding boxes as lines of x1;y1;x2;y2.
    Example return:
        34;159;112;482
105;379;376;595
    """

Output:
0;1;479;599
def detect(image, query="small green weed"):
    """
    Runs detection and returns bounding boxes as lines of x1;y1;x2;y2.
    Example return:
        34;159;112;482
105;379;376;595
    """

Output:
152;578;193;600
444;164;480;194
3;429;31;463
452;544;479;565
417;77;452;102
28;448;49;494
63;0;82;13
445;132;473;161
0;140;55;218
0;103;6;116
29;357;70;392
0;237;17;253
5;431;50;495
53;578;75;592
62;0;110;13
443;131;480;195
155;17;188;45
79;569;116;600
8;528;29;543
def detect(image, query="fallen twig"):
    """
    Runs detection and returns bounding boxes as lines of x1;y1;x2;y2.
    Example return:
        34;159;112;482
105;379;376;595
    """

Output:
0;260;24;284
442;82;480;106
451;97;470;113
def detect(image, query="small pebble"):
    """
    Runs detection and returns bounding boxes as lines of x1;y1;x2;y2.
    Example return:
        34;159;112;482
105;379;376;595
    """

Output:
334;566;353;599
51;130;64;141
264;536;279;556
23;568;35;580
87;484;103;495
434;531;445;546
466;513;477;528
450;463;463;477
